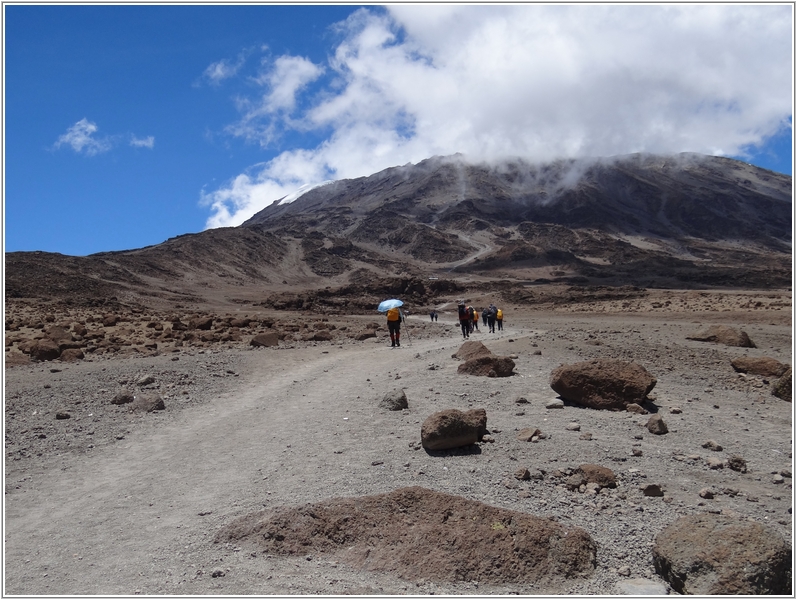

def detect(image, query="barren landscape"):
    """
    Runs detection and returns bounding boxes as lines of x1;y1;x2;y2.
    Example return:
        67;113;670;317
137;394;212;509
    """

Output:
4;152;793;595
4;286;793;595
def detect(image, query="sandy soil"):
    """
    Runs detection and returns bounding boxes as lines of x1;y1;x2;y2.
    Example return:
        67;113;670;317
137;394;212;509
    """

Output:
4;291;793;595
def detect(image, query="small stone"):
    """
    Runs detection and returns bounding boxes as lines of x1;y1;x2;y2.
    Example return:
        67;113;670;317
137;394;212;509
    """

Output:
626;403;648;414
646;414;668;435
728;455;747;473
545;399;564;409
137;375;156;386
632;448;643;457
55;412;71;420
669;406;682;414
699;487;715;499
779;468;792;478
702;439;723;451
481;434;495;443
516;428;541;442
772;474;784;484
617;565;631;577
706;457;724;470
641;484;664;497
514;468;531;481
565;422;581;431
579;432;593;441
515;396;530;404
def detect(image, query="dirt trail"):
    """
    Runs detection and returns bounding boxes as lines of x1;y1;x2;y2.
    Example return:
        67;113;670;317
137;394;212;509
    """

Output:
4;332;467;595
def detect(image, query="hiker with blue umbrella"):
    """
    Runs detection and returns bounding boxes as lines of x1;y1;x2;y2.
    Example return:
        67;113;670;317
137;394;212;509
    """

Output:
377;298;406;348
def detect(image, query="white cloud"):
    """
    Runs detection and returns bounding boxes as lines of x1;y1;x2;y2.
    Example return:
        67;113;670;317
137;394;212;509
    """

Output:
53;118;112;156
54;119;155;155
224;55;324;146
204;4;792;228
200;50;250;86
130;135;155;149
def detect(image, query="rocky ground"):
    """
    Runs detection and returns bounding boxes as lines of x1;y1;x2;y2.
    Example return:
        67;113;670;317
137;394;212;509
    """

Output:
3;287;793;595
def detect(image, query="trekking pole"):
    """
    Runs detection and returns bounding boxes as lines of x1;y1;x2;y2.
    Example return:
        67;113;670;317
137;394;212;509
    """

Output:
401;309;412;347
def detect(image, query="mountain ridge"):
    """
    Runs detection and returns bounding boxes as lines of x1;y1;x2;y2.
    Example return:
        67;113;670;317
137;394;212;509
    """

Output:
5;152;791;310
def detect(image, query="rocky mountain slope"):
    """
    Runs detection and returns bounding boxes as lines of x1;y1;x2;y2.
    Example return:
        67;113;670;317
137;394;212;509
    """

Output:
6;153;791;310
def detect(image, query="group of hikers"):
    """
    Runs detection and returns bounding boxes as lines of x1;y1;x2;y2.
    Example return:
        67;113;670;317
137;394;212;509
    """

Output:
386;300;504;347
457;301;503;339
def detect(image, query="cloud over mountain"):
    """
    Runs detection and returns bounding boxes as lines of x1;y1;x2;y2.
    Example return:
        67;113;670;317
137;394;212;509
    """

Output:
202;5;792;228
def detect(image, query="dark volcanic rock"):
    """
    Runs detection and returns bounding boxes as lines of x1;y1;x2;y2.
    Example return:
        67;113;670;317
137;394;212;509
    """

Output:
29;339;61;362
452;341;493;361
458;355;516;377
379;389;408;411
216;486;597;588
731;356;789;377
549;359;656;410
686;324;755;347
250;332;279;347
771;367;792;401
421;408;487;450
653;513;792;594
132;392;166;413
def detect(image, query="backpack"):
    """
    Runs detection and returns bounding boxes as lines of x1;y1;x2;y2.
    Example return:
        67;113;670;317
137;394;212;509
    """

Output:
458;304;468;320
496;309;503;319
387;307;400;321
467;306;474;319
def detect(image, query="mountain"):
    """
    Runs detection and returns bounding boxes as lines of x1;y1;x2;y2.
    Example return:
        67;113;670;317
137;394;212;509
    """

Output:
5;153;792;310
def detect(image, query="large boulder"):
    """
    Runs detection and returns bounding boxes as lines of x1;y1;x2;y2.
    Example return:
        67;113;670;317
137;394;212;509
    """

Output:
772;367;792;402
29;339;61;362
549;359;656;410
131;392;165;413
458;355;516;377
250;332;279;347
58;348;84;362
216;486;596;588
421;408;487;450
731;356;789;377
653;514;791;594
190;316;214;331
686;325;755;347
452;340;493;361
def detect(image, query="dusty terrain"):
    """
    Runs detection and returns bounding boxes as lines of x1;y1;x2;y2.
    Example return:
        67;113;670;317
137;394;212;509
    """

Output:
4;287;792;595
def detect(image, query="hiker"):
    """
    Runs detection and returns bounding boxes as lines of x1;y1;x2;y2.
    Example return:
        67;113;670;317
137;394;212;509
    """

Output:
457;301;470;339
472;307;480;331
496;307;504;331
387;305;404;347
482;308;488;327
467;305;476;333
434;311;438;322
430;310;435;322
486;303;497;333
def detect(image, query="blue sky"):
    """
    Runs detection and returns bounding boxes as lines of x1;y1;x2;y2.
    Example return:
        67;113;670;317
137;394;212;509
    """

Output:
5;4;793;257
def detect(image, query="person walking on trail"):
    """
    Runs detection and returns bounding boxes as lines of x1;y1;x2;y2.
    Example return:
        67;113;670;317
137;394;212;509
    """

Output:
486;303;497;333
472;307;480;331
457;301;471;339
387;306;404;347
496;307;504;331
430;310;435;322
482;308;488;327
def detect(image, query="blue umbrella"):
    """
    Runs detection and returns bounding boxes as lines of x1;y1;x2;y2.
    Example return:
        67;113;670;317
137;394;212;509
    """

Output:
377;298;404;312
